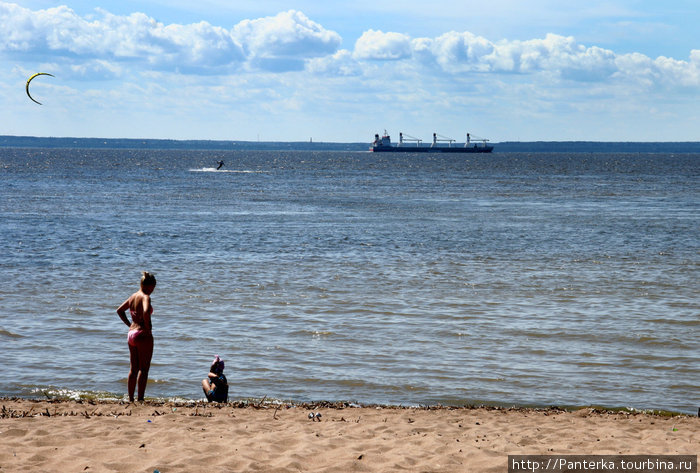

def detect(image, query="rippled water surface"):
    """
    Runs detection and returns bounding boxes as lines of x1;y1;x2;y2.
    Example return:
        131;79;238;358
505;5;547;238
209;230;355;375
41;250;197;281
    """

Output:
1;148;698;413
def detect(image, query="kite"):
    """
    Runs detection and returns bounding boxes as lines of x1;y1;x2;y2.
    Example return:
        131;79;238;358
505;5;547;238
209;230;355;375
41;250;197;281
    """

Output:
26;72;54;105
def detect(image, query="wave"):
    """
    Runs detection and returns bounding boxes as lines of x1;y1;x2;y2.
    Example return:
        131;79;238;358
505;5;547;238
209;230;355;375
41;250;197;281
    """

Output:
0;329;23;339
30;387;123;402
189;168;267;173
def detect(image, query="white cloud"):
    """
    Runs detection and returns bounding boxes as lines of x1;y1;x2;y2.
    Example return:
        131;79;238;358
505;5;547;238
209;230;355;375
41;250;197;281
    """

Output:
412;31;494;71
350;30;700;89
232;10;341;71
652;52;700;88
307;50;362;76
409;32;619;80
0;2;245;72
0;4;343;74
353;30;412;61
69;59;125;79
610;49;700;90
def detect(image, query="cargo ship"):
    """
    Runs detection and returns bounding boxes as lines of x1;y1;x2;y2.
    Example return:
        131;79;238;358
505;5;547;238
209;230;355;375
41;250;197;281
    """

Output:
370;131;493;153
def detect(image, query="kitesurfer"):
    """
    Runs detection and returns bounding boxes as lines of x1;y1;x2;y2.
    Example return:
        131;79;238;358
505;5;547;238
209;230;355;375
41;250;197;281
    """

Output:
216;160;224;170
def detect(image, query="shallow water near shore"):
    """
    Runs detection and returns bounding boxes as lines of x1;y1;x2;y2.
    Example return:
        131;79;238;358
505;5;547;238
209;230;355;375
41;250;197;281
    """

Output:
0;148;698;414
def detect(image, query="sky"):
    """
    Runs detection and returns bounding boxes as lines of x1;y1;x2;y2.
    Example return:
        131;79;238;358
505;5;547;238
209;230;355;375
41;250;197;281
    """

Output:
2;1;699;142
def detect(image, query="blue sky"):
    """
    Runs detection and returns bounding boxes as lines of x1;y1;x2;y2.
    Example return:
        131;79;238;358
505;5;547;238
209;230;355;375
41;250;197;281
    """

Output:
2;1;699;142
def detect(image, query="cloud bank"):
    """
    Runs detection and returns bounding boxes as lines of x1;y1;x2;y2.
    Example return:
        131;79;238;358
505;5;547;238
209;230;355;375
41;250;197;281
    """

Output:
1;1;698;142
1;1;698;88
351;28;700;89
0;4;339;74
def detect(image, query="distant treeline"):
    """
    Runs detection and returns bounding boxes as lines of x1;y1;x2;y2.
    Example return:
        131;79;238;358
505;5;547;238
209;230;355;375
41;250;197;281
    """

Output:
1;135;699;153
494;141;700;153
0;135;360;151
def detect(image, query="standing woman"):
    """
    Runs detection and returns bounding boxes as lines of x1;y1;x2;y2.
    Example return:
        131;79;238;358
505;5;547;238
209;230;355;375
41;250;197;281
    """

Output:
117;272;156;402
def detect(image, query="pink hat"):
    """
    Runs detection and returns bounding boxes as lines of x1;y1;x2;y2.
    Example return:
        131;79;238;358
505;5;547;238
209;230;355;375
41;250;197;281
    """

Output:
212;355;224;373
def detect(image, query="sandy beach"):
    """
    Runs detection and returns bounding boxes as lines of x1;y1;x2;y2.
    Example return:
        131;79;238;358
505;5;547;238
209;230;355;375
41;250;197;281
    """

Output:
1;398;697;472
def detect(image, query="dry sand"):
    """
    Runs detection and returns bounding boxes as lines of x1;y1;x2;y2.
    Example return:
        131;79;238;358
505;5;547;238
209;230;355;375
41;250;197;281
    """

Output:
1;398;697;472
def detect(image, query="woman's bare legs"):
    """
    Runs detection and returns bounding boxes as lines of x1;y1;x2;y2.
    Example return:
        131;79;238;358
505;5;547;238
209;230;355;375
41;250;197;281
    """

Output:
136;338;153;401
128;338;153;402
128;344;139;402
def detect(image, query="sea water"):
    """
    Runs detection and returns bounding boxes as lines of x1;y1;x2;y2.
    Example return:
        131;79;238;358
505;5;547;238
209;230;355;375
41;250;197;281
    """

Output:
0;148;697;414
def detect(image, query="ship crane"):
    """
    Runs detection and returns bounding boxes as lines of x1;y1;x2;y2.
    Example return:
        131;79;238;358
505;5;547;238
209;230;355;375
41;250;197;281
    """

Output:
399;132;423;147
465;133;490;148
432;133;456;147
